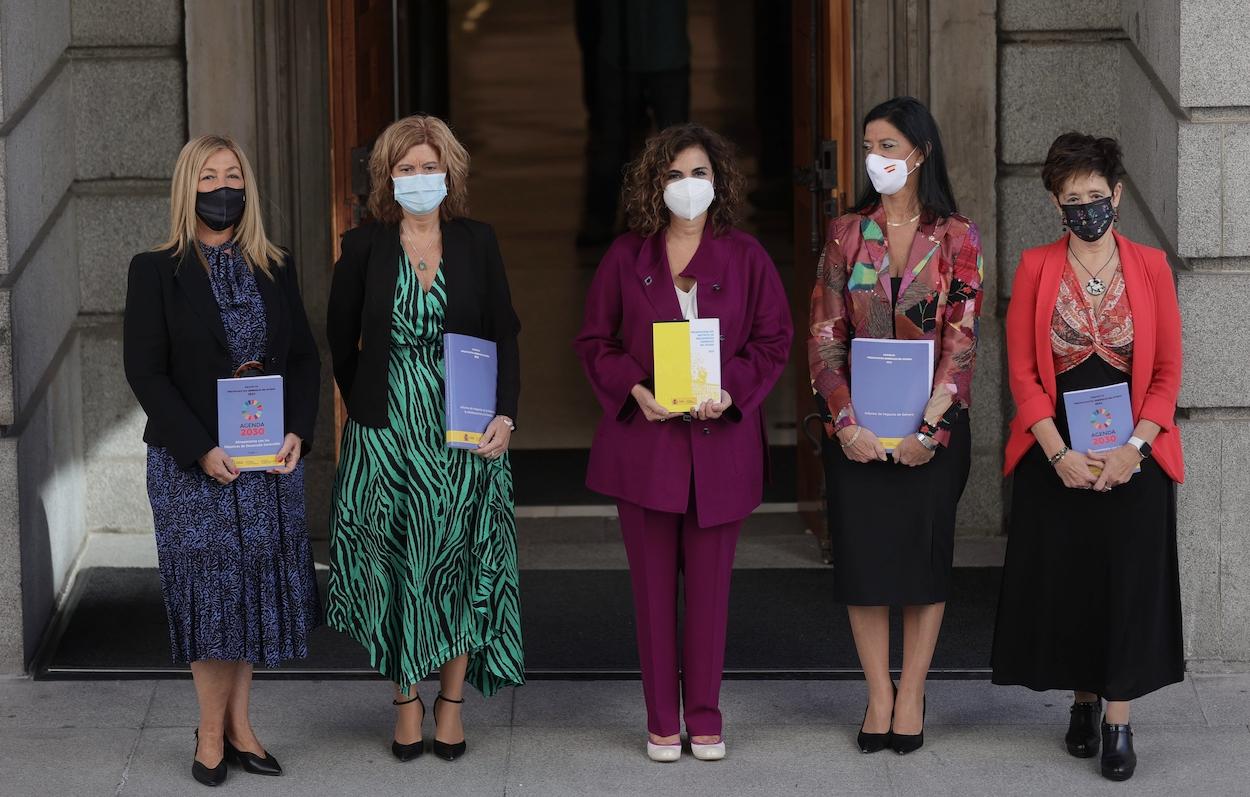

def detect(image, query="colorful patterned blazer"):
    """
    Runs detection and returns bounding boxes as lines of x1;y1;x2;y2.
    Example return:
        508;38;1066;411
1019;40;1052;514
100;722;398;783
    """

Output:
807;205;984;446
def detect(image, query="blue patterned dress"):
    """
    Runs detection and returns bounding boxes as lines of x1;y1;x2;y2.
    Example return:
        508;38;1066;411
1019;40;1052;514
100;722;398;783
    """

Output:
146;240;321;666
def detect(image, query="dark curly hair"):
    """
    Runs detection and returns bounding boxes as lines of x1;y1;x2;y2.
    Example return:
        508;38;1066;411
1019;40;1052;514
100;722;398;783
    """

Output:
1042;132;1125;196
622;123;746;238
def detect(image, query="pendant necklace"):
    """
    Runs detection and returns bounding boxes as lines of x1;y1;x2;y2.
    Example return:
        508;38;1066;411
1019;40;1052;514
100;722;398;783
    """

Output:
1068;244;1118;296
401;228;439;272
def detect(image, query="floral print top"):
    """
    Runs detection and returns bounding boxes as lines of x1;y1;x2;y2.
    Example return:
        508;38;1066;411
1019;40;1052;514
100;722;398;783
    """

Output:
807;205;984;446
1050;263;1133;375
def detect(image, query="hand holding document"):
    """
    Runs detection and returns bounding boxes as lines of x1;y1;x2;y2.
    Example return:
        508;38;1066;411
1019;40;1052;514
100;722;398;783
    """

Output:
653;319;721;413
849;338;934;452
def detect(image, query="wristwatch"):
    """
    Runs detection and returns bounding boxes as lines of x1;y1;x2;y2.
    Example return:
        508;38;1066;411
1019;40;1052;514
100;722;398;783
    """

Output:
915;432;939;451
1128;436;1151;460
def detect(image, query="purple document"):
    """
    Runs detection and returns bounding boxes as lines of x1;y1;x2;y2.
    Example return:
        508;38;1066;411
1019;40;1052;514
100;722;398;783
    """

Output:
1062;382;1133;454
444;333;497;449
849;338;934;451
216;375;285;471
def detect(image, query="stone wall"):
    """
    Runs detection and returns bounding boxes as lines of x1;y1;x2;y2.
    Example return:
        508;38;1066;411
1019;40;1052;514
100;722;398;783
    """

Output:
999;0;1250;666
0;0;185;671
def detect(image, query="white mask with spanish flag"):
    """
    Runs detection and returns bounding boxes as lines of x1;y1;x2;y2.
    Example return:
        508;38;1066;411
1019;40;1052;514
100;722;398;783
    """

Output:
865;147;918;196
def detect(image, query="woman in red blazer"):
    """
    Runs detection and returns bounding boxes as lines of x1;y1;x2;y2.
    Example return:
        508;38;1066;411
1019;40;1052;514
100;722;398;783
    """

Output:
991;133;1185;783
575;123;792;763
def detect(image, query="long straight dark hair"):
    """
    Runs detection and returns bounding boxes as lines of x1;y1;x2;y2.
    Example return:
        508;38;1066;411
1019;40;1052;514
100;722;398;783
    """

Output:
850;96;958;220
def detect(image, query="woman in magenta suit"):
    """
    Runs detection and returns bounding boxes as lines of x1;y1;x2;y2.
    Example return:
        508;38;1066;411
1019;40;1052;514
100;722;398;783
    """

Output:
575;123;792;763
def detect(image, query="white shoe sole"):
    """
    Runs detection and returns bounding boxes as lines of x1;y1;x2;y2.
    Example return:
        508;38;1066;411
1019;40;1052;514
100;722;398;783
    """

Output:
691;742;726;761
646;742;681;762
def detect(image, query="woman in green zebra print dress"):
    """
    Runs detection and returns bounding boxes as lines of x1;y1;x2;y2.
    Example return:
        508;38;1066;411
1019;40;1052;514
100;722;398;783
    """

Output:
326;116;524;764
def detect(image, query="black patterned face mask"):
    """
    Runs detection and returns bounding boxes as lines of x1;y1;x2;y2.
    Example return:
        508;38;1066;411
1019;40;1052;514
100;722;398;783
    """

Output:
1062;196;1115;242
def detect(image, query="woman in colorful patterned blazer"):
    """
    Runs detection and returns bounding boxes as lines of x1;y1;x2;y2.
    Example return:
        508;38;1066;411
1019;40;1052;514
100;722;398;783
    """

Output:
807;96;983;756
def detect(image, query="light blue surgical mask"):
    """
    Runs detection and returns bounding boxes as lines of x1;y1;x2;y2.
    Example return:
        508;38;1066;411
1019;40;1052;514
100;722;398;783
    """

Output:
393;172;448;216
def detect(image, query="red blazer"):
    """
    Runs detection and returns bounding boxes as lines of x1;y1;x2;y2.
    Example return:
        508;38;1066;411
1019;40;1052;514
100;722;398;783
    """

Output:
1004;231;1184;483
574;226;793;526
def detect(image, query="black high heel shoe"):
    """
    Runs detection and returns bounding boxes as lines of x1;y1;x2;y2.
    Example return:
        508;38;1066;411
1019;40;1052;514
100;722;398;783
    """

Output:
432;693;468;761
224;737;282;776
391;692;426;762
1100;722;1137;781
857;683;896;754
192;729;227;787
1065;698;1102;758
890;695;926;755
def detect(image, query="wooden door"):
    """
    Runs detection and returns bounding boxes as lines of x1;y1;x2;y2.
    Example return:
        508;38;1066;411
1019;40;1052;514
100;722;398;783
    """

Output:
791;0;855;560
328;0;396;453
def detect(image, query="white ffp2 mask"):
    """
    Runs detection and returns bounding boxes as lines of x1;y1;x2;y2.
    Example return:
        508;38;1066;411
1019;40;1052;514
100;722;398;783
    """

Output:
865;148;918;196
663;177;716;220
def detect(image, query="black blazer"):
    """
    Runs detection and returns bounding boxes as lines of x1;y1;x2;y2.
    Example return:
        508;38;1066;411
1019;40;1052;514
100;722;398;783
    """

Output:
326;218;521;427
123;246;321;469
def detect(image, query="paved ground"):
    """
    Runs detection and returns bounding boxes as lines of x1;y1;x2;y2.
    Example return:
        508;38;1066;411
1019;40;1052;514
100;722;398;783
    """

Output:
3;673;1248;796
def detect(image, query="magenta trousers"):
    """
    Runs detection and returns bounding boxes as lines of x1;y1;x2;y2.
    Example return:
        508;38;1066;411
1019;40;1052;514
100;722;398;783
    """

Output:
616;498;741;738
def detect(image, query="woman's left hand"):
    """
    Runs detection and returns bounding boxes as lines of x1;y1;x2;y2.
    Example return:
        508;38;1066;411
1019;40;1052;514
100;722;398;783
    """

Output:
692;391;733;421
266;433;303;475
475;416;513;459
893;434;936;467
1088;445;1140;492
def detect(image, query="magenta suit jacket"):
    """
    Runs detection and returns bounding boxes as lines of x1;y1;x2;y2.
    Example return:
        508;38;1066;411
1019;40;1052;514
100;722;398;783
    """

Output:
574;226;793;527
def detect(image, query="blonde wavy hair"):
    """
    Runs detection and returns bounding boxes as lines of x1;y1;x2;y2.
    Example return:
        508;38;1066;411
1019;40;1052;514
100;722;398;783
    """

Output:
367;115;471;224
158;135;284;277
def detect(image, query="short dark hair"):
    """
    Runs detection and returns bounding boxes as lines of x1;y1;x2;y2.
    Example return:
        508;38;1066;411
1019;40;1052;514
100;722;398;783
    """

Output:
623;123;746;238
850;96;958;220
1041;132;1125;196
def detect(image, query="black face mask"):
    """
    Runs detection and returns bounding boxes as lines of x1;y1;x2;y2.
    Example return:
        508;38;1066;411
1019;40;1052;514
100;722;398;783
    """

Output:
1062;196;1115;243
195;186;246;231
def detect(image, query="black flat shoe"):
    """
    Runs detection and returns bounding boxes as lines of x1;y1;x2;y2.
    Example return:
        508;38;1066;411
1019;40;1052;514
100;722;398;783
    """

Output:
857;683;895;754
1100;722;1137;781
224;738;282;775
1065;698;1102;758
890;696;926;755
432;693;467;761
192;730;227;787
391;692;425;762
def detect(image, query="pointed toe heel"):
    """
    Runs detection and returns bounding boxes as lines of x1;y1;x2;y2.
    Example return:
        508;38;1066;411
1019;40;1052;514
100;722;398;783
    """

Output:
192;730;227;787
890;696;926;755
432;693;467;761
1100;722;1137;782
224;739;282;776
1064;699;1102;758
391;692;425;762
858;682;896;754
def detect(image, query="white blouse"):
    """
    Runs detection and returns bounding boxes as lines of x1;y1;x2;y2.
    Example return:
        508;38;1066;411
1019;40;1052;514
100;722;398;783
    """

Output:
675;283;698;320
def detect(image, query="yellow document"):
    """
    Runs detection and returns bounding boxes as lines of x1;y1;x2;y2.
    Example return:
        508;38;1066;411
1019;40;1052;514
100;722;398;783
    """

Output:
653;319;721;412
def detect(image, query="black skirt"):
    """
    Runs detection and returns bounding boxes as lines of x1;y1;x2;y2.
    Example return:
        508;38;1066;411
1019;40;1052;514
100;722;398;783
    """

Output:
822;411;971;606
990;356;1184;701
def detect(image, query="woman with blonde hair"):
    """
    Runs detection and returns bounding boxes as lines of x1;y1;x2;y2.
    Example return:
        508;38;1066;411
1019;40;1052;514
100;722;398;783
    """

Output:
124;135;321;786
326;114;524;763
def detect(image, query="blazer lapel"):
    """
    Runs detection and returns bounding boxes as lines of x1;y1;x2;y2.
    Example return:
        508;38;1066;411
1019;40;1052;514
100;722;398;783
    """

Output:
635;232;684;321
253;265;284;353
858;209;889;298
358;224;401;351
1115;231;1154;413
896;215;947;299
678;225;726;317
441;220;470;324
174;247;229;350
1034;235;1068;396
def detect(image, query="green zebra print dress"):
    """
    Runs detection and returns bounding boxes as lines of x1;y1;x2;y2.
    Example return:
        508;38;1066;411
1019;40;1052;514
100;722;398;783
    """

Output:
327;259;524;696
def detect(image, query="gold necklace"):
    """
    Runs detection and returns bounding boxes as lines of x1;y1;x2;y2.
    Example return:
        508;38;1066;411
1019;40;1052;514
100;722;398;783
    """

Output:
886;212;921;228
